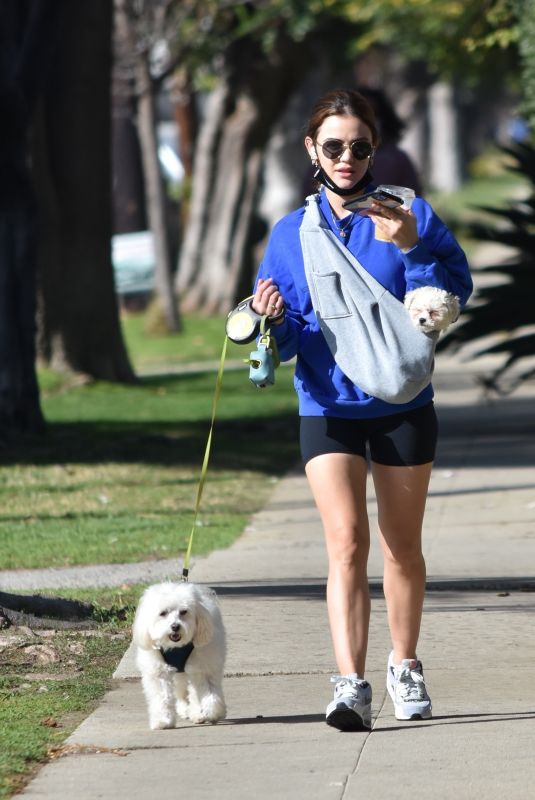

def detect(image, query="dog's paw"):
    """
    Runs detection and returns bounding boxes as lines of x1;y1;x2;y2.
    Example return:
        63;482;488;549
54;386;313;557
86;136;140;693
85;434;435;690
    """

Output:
149;715;175;730
150;719;175;730
188;711;224;724
189;694;226;724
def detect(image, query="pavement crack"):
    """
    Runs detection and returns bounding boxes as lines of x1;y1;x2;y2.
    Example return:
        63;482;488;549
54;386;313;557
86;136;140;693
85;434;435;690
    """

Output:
340;691;387;799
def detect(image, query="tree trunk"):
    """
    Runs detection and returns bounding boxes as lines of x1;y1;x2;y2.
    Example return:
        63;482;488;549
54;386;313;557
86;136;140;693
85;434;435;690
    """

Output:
175;83;229;310
34;1;135;381
171;68;197;179
136;56;180;331
176;35;311;314
0;173;44;439
112;72;147;235
428;81;462;192
0;0;63;439
114;3;180;332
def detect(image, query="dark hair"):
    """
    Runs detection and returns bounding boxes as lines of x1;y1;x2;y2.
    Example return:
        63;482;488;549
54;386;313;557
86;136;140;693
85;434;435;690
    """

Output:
305;89;379;145
356;87;404;144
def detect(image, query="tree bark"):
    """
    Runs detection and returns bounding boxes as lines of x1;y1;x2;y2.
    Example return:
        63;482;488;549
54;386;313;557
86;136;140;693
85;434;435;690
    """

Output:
171;68;197;179
114;2;180;332
176;35;311;314
34;1;135;381
136;56;180;331
0;0;61;439
428;81;463;192
112;73;147;235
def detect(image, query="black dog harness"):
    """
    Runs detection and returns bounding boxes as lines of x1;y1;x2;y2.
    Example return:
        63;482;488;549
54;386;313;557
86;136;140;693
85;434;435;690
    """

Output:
159;642;194;672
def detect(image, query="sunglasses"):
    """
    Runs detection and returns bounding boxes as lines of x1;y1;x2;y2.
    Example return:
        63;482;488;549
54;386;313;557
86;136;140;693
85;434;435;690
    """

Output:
316;138;374;161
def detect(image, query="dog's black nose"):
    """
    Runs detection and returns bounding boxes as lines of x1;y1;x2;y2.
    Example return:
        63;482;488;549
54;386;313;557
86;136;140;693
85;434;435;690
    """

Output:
170;622;181;632
419;317;427;325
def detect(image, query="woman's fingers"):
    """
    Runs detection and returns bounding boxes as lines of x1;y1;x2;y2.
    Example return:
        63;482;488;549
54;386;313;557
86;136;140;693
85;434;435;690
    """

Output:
368;204;417;249
253;278;284;316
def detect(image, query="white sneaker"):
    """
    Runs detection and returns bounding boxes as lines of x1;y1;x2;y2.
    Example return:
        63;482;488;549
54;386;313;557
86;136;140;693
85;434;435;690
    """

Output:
386;652;432;720
326;674;372;731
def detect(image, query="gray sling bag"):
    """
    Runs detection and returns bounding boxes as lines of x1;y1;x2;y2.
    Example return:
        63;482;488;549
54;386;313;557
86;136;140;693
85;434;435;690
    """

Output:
299;195;438;404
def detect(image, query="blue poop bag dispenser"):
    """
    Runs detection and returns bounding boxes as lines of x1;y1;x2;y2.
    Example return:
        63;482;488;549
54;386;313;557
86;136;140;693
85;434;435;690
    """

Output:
246;320;280;388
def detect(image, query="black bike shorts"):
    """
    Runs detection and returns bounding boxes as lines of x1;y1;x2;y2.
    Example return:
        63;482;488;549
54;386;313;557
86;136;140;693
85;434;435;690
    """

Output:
300;402;438;467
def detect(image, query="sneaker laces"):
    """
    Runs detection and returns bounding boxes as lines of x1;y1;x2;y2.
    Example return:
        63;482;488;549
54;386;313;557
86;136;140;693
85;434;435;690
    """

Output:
395;664;426;701
331;674;368;696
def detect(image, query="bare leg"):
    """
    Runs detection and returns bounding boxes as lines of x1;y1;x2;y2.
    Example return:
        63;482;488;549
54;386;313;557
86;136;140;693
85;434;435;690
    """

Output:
306;453;370;676
371;462;433;663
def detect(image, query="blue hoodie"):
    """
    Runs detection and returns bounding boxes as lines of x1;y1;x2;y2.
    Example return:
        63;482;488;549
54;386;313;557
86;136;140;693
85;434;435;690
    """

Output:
255;189;472;419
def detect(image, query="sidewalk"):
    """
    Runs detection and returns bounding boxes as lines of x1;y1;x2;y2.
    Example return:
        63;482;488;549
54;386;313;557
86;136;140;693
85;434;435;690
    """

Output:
10;354;535;799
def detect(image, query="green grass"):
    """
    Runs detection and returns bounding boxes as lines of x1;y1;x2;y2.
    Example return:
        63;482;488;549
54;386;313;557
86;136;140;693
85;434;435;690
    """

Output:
1;365;299;570
0;594;133;799
120;312;246;371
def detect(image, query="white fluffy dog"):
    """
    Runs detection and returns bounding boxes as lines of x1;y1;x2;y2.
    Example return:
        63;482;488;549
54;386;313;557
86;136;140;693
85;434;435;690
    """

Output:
133;582;226;729
404;286;460;333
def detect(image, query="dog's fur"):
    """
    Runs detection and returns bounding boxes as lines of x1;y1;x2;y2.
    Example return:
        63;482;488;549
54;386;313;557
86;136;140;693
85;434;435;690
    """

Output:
133;582;226;729
404;286;460;333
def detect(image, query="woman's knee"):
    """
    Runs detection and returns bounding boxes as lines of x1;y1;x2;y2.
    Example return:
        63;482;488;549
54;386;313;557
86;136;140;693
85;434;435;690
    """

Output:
381;534;424;569
326;522;370;568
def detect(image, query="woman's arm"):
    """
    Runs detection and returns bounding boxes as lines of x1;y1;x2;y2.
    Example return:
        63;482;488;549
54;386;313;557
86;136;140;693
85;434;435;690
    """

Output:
400;199;473;306
252;220;306;361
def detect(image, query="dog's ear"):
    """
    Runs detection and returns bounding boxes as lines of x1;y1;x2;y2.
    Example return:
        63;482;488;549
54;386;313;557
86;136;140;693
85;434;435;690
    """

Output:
447;294;461;323
132;600;153;650
403;290;415;310
193;599;215;647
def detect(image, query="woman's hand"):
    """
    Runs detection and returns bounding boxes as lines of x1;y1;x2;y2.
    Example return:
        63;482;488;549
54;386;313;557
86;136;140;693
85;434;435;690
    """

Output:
252;277;285;322
365;201;419;250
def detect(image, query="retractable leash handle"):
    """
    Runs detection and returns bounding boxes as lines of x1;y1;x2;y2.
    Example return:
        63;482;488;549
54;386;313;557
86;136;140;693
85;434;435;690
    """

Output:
225;295;284;345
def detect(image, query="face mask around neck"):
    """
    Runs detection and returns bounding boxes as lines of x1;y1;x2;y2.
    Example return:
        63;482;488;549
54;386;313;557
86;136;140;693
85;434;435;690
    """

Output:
313;165;373;197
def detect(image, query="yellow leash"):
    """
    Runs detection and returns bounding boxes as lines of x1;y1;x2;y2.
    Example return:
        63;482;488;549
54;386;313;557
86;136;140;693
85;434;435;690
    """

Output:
181;336;228;581
180;315;279;580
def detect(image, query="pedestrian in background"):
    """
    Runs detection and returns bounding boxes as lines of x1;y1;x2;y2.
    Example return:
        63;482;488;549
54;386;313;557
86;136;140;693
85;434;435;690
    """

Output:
357;86;423;195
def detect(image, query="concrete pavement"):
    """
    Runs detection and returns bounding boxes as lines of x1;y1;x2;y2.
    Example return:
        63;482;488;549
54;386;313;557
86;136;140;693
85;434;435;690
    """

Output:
9;353;535;799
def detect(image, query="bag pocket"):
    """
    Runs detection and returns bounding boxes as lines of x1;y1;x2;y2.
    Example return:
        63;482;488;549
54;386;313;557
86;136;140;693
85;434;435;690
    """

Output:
312;272;351;319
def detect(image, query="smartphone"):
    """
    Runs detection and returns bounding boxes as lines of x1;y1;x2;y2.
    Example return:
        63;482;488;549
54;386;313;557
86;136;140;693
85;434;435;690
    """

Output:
342;189;403;212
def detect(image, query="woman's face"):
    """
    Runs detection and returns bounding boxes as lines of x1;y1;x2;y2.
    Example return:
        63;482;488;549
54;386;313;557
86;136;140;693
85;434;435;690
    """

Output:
305;113;374;195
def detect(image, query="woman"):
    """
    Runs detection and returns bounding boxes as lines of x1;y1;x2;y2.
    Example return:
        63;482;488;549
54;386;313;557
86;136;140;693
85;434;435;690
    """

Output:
252;89;472;731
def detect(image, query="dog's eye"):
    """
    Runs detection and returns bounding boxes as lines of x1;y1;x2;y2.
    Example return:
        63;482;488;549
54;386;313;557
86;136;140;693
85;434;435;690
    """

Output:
179;609;188;617
159;609;168;617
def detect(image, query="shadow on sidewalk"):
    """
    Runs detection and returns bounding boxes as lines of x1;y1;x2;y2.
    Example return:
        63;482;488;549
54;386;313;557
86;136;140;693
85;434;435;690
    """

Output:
210;578;535;596
373;710;535;732
222;713;325;726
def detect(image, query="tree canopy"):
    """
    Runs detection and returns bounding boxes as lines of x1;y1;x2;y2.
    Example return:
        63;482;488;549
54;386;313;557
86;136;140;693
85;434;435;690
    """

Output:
169;0;518;86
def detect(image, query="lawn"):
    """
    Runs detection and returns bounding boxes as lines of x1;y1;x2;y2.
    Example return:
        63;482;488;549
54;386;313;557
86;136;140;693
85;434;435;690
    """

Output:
1;343;299;571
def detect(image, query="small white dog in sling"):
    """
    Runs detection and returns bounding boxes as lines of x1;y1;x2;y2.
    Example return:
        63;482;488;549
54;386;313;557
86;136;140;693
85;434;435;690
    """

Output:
133;582;226;729
404;286;460;333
